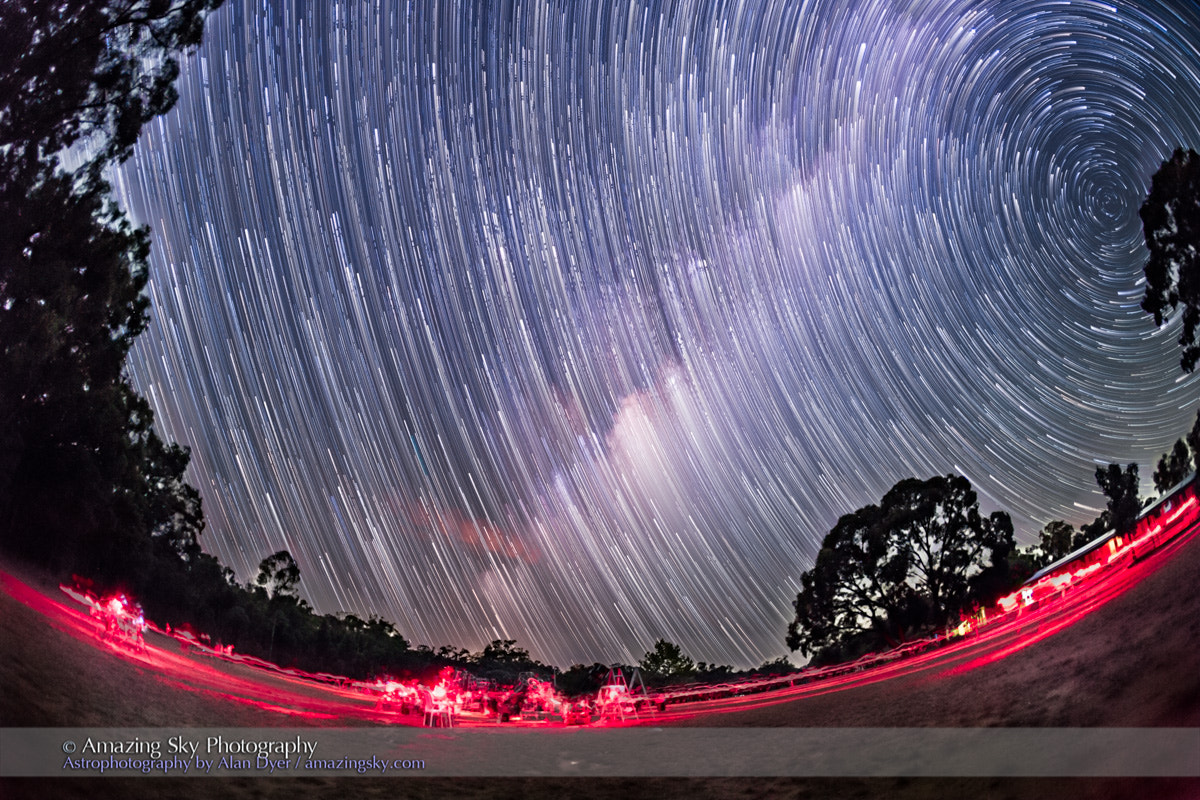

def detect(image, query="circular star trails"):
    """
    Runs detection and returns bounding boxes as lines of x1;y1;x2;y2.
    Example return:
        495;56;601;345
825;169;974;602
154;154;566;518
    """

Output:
113;0;1200;668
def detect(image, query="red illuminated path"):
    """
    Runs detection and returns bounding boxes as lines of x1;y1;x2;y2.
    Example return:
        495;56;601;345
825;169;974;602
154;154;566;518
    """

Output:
0;569;411;726
653;519;1200;727
3;517;1198;729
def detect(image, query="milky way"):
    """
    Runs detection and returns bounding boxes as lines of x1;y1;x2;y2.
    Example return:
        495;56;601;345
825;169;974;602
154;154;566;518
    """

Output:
113;0;1200;667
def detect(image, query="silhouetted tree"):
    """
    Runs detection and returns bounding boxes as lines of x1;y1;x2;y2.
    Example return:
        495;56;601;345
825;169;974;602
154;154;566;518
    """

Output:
787;474;1014;661
1036;520;1077;566
0;1;223;576
557;663;610;697
477;639;532;663
882;476;1015;624
0;169;153;571
1;0;226;180
1154;440;1192;493
753;656;795;675
786;503;905;659
436;644;471;661
1095;463;1141;536
1075;516;1107;550
639;639;696;678
1187;410;1200;468
695;661;736;678
1141;148;1200;371
255;550;301;600
468;639;550;684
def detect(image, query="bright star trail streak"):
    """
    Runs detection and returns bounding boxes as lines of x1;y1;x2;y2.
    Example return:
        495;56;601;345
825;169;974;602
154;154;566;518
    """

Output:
112;0;1200;669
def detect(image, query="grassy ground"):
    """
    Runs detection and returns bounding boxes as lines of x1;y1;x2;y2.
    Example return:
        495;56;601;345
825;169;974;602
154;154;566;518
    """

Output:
2;532;1198;799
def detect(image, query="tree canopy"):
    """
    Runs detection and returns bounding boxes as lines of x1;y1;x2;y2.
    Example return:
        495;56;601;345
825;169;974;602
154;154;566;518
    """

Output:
255;550;301;600
1154;439;1192;494
1153;408;1200;495
638;639;696;678
1141;147;1200;371
0;1;224;577
1036;519;1077;567
1;0;225;179
1094;463;1141;537
787;474;1014;662
476;639;533;664
1186;409;1200;462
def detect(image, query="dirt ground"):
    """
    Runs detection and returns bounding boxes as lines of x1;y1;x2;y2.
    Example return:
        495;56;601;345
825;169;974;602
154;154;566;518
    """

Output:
666;522;1200;729
2;532;1199;800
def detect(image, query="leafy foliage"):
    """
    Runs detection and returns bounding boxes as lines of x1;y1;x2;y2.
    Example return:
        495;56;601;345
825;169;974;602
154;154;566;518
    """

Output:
1094;463;1141;537
1141;147;1200;371
639;639;696;678
467;639;552;684
1186;409;1200;463
1;0;225;179
787;474;1014;662
476;639;532;663
0;1;223;579
1035;520;1077;567
126;548;430;681
1154;439;1192;494
254;550;301;599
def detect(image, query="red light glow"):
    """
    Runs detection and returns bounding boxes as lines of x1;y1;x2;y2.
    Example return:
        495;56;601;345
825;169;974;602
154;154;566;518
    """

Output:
4;483;1197;729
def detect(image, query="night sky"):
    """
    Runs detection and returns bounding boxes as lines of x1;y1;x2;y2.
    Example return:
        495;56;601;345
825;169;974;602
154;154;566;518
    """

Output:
112;0;1200;668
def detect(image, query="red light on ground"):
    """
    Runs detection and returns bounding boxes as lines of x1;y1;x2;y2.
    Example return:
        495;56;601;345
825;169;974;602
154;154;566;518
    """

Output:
4;506;1197;731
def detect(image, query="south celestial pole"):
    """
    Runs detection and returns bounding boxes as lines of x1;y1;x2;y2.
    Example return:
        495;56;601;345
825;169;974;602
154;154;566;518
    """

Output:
113;0;1200;667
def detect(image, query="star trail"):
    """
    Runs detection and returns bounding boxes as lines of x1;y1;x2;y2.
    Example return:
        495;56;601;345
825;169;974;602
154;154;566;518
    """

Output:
112;0;1200;668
